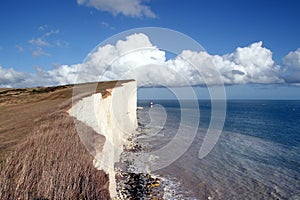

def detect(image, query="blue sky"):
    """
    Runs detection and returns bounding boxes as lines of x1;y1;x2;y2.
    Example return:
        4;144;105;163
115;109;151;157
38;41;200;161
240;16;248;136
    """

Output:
0;0;300;99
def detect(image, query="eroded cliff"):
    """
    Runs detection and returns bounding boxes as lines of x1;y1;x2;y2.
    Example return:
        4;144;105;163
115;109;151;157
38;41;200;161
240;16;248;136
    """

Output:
69;80;138;198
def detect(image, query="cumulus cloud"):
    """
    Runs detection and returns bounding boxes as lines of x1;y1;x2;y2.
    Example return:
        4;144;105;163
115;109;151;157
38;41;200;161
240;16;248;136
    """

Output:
212;42;283;84
54;35;282;86
283;48;300;68
282;48;300;83
66;35;283;86
1;33;297;88
0;65;59;88
0;66;28;88
78;0;156;18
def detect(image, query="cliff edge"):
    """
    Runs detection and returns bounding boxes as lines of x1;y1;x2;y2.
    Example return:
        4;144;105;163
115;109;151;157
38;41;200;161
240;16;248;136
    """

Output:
0;80;136;199
69;80;138;198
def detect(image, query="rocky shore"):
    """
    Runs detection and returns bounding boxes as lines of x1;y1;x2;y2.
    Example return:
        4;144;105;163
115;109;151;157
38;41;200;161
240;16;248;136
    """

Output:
115;117;191;200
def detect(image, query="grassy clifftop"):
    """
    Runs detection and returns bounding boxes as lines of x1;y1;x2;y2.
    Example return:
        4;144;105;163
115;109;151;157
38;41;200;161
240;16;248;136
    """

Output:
0;81;131;199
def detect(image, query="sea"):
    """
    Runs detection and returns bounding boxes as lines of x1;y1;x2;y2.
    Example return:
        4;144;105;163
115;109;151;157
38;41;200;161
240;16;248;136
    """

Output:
134;100;300;199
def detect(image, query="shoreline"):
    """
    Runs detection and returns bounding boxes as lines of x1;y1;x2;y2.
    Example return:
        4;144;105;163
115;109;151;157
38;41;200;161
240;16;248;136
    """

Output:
69;81;189;199
115;108;193;199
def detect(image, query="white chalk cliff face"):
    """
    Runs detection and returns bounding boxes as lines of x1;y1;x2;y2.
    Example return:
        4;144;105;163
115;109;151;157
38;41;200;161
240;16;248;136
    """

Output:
69;80;138;198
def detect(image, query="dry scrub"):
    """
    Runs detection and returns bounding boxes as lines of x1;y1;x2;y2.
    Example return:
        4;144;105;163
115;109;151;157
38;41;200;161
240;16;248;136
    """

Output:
0;82;132;200
0;110;110;199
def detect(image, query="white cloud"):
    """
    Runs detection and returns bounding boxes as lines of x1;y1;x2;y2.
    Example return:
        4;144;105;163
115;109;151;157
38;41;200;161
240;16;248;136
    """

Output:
45;29;60;37
29;29;59;47
101;21;109;27
1;33;298;88
0;66;28;88
38;24;48;31
101;21;115;29
283;48;300;68
27;27;64;58
29;38;49;46
55;40;69;48
0;65;64;88
37;34;283;87
32;47;51;57
78;0;156;18
282;48;300;83
16;45;24;52
211;41;283;84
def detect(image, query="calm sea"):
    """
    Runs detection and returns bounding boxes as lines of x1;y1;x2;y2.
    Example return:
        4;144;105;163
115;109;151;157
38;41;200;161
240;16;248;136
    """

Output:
136;100;300;199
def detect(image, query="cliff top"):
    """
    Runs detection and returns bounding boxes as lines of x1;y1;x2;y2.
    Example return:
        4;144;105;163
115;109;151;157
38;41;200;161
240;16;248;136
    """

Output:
0;79;135;199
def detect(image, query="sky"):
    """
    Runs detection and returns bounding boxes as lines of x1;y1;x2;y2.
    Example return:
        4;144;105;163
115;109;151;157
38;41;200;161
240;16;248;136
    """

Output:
0;0;300;99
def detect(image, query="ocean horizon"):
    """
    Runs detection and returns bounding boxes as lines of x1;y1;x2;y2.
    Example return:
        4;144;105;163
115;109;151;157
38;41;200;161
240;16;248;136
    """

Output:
133;99;300;199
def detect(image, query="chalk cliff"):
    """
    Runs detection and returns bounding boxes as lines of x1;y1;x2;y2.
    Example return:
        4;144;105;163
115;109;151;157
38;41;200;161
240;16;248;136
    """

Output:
69;80;138;198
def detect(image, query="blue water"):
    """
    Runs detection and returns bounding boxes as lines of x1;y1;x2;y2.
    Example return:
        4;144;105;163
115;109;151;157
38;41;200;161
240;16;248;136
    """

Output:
136;100;300;199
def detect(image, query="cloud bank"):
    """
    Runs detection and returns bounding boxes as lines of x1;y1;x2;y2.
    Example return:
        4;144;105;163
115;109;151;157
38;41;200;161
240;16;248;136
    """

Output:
78;0;156;18
0;33;299;88
0;66;29;88
282;48;300;83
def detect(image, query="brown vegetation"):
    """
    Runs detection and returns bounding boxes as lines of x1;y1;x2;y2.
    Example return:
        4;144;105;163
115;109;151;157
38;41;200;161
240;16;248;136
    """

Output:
0;80;133;200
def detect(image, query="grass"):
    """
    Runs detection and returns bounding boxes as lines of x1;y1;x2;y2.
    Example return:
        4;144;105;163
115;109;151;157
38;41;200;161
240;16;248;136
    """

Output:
0;80;134;199
0;111;110;199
